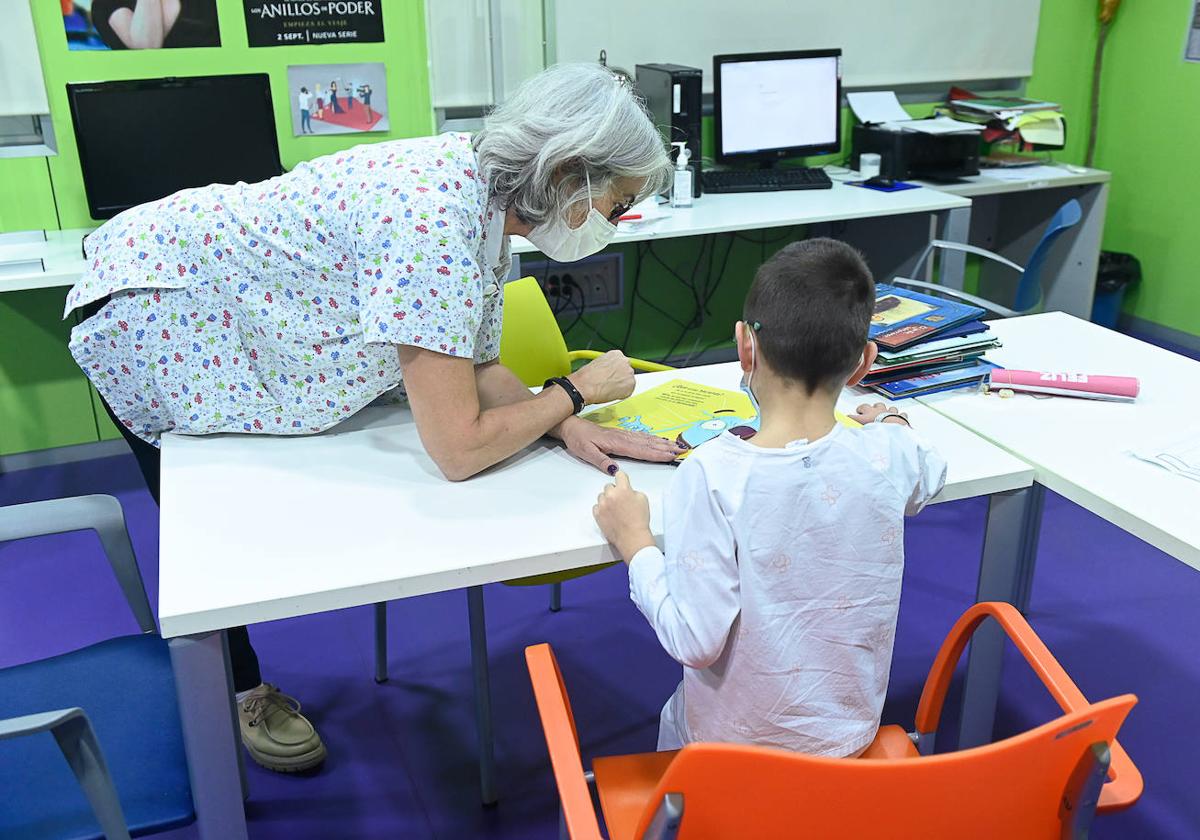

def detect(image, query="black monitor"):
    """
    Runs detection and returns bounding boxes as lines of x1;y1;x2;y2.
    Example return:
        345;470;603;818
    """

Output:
713;49;842;166
66;74;284;220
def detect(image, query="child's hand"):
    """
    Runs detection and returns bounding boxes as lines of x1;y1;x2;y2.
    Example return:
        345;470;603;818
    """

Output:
850;402;910;426
593;472;655;564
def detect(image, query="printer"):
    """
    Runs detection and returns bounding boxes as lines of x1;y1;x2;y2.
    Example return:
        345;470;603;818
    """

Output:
850;125;980;182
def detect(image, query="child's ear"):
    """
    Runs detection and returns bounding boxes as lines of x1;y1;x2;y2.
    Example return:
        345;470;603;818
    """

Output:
735;321;752;373
844;341;879;388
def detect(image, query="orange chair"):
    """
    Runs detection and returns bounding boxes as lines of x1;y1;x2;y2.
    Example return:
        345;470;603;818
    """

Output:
526;602;1142;839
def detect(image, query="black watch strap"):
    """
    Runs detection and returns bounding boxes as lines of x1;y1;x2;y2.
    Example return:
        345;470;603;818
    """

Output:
544;377;585;415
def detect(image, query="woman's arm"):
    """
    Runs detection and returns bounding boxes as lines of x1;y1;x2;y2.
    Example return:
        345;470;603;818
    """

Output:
474;360;682;474
401;346;635;481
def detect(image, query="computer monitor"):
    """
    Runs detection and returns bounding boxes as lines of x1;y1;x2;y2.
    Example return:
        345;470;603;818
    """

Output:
66;74;284;220
713;49;842;166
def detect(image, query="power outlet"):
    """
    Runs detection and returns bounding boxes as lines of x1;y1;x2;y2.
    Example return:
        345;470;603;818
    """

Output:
523;253;623;313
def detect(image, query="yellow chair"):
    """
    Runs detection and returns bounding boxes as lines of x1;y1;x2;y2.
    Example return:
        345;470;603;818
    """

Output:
500;276;672;387
499;276;673;607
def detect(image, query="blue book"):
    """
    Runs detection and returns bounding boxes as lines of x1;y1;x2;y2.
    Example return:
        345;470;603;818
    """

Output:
935;320;990;341
870;284;987;350
869;359;1001;399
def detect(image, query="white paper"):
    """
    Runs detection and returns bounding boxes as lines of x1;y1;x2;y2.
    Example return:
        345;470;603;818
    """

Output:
847;91;911;124
978;164;1071;183
881;116;983;135
1132;429;1200;482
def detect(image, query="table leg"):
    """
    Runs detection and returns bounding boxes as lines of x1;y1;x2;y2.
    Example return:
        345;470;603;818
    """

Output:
1015;484;1046;614
935;205;972;291
550;581;563;613
168;631;248;840
958;485;1042;749
374;602;389;684
467;585;497;805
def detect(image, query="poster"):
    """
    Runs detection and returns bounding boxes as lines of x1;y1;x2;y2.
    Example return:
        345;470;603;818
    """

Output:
63;0;221;51
287;63;388;136
244;0;384;47
1187;0;1200;63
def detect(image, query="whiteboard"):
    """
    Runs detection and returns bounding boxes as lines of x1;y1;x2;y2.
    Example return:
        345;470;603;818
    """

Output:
547;0;1043;92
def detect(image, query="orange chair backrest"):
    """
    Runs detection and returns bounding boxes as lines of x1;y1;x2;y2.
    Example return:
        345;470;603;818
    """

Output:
639;695;1136;840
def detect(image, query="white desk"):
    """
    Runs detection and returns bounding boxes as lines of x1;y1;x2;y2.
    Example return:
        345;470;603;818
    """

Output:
911;165;1111;319
919;313;1200;570
0;184;969;295
158;362;1031;838
0;229;92;293
916;312;1200;748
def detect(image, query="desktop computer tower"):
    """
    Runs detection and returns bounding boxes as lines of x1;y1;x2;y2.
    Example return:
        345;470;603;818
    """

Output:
635;63;703;198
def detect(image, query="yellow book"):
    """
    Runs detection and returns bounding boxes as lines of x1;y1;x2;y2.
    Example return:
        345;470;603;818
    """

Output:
584;379;860;460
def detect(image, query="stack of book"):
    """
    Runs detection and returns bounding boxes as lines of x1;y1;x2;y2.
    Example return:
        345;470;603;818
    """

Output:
863;284;1002;399
942;89;1065;150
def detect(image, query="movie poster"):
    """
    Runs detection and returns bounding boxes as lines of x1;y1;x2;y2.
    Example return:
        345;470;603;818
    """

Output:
63;0;221;51
287;63;388;136
244;1;384;47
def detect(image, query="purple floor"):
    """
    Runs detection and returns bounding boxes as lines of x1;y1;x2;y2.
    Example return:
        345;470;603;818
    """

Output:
2;451;1198;838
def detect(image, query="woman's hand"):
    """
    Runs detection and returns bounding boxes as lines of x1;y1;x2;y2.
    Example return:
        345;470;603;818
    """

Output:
558;417;682;475
567;350;636;405
593;472;655;563
849;402;910;426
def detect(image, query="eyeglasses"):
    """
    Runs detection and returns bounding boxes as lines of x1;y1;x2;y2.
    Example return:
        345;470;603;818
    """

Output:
606;201;633;223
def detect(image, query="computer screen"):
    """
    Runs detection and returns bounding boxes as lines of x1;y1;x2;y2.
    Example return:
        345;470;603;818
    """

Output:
67;74;284;220
714;50;842;163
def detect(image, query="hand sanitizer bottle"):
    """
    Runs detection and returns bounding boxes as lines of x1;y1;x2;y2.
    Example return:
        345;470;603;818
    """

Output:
671;142;693;208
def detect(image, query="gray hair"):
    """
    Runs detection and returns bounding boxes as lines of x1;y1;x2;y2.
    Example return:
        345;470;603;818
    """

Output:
473;63;673;225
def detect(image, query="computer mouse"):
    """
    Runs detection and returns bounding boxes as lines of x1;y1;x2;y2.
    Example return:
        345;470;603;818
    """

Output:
864;176;896;189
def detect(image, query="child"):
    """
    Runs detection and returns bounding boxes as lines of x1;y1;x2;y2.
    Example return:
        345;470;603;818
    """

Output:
593;238;947;757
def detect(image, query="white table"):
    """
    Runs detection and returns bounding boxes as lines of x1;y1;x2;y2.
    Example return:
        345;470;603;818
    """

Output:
158;362;1031;838
0;184;970;295
917;312;1200;746
920;313;1200;568
910;165;1111;319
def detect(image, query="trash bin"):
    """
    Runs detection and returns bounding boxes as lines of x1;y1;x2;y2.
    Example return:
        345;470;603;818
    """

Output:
1091;251;1141;329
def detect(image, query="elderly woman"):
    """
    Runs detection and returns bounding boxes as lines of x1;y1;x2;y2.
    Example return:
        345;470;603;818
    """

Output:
65;63;676;773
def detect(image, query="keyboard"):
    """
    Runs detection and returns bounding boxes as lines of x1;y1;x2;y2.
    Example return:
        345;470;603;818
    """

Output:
702;167;833;194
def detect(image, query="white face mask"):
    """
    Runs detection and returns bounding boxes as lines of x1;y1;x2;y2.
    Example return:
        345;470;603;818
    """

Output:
526;171;618;263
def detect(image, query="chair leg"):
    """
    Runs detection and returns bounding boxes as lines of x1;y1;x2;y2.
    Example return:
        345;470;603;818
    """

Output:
467;586;497;805
549;581;563;613
374;602;389;684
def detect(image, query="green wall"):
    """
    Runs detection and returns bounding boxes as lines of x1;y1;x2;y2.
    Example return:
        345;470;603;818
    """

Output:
0;0;433;455
1026;1;1200;334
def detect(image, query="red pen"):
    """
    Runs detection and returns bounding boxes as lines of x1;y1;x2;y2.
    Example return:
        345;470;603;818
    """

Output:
618;213;643;221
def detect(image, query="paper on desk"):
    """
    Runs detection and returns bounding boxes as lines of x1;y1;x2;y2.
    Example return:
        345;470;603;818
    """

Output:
881;116;983;135
1131;431;1200;483
978;164;1070;182
847;91;911;124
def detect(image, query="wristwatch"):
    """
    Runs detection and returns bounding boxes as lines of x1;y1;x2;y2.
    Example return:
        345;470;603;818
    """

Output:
544;377;585;415
874;411;911;427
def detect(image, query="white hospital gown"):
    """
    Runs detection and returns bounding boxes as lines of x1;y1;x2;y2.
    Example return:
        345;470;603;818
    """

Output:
64;132;508;443
629;423;947;756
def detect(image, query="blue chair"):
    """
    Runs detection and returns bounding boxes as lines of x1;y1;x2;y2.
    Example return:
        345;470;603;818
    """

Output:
0;495;194;839
894;198;1083;317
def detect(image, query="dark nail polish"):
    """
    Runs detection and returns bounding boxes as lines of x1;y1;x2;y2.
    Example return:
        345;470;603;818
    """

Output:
607;465;618;476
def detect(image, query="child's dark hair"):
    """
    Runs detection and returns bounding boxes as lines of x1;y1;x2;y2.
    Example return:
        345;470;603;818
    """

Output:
742;238;875;394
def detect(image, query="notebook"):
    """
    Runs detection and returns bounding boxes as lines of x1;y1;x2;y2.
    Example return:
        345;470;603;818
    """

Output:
584;380;859;461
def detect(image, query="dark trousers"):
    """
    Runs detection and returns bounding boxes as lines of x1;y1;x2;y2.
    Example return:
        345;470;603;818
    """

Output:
79;298;262;692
